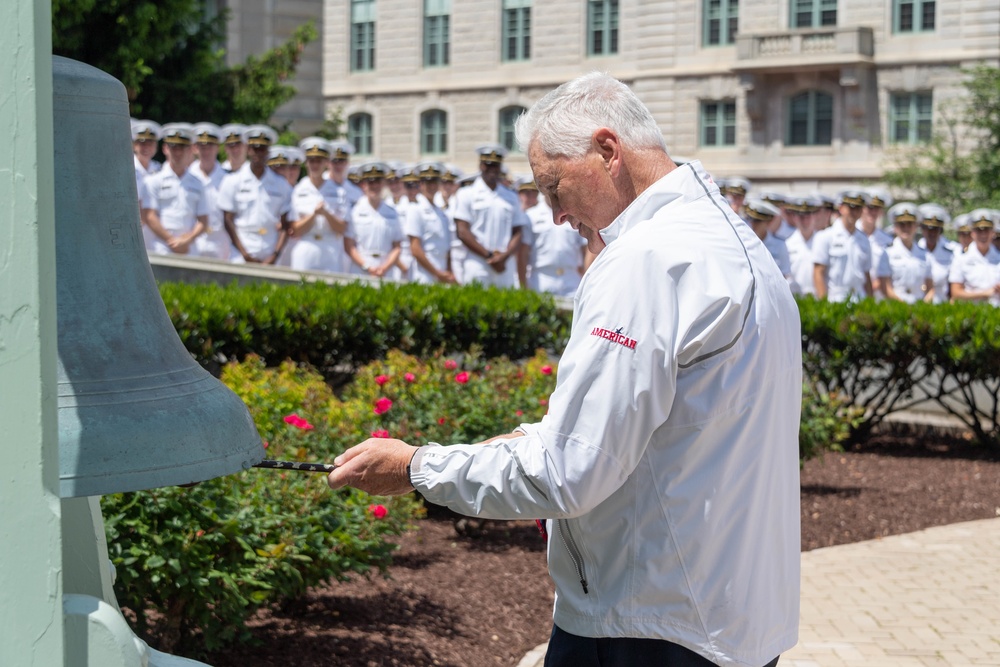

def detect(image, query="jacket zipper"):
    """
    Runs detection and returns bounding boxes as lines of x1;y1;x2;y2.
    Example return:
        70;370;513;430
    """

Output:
557;519;589;594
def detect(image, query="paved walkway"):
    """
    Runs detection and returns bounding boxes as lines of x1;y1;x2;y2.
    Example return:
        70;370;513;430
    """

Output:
518;517;1000;667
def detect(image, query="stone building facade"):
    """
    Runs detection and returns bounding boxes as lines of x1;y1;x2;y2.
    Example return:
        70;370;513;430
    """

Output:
232;1;1000;192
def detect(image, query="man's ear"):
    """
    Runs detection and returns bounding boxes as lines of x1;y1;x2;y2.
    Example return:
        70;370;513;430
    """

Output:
592;128;620;175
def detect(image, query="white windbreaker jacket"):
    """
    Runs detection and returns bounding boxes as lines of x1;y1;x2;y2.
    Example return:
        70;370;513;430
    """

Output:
409;161;802;667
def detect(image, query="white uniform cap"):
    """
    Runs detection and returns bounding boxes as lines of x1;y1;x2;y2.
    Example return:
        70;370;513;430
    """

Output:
742;197;781;222
357;161;393;181
160;122;196;145
514;175;538;193
886;202;920;226
242;124;278;146
299;136;332;158
192;122;223;144
328;140;356;160
414;161;445;180
968;208;998;230
837;189;868;208
220;123;248;144
916;203;950;228
130;119;162;142
723;176;751;196
442;163;463;182
287;146;305;165
267;145;294;166
952;213;972;233
475;143;508;164
865;187;894;209
759;191;789;206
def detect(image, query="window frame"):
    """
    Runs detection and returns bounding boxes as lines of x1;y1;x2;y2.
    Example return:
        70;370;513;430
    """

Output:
703;0;739;47
699;100;737;147
350;0;376;72
420;109;448;155
893;0;935;34
888;91;933;145
347;113;373;156
789;0;837;29
786;90;834;146
423;0;451;68
587;0;619;56
498;105;527;153
502;0;532;62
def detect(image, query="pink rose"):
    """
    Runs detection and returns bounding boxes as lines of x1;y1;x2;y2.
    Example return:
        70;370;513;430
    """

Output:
515;410;523;417
283;414;314;430
371;429;390;438
538;398;548;406
374;397;393;415
444;359;458;370
263;440;269;449
404;372;416;383
455;371;469;384
375;374;390;386
541;365;553;375
369;504;388;519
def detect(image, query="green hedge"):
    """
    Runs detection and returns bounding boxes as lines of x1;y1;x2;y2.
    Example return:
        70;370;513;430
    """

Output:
798;297;1000;446
159;281;571;382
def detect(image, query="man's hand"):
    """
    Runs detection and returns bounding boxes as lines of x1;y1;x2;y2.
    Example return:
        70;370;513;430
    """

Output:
327;438;418;496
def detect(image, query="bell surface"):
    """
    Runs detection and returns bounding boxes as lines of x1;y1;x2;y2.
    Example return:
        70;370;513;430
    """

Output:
53;56;264;498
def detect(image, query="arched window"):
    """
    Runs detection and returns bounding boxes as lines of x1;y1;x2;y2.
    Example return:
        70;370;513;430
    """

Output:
498;106;527;152
420;109;448;154
347;113;373;156
787;90;833;146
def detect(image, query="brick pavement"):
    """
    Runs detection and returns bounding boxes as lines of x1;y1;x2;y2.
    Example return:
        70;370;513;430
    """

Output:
518;518;1000;667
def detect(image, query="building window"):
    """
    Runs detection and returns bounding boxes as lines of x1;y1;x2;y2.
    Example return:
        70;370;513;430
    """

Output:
351;0;376;72
787;90;833;145
700;101;736;146
894;0;935;33
502;0;531;62
704;0;738;46
348;113;373;155
424;0;450;67
499;106;527;152
588;0;619;56
790;0;836;28
889;92;932;144
421;110;448;154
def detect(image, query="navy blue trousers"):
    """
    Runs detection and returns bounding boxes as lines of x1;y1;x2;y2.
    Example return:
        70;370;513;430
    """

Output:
543;625;781;667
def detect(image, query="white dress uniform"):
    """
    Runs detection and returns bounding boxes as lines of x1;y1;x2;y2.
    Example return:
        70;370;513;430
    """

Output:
877;238;932;304
785;229;816;296
141;167;209;256
440;190;466;284
453;176;527;287
388;196;414;282
289;177;349;273
812;218;873;302
345;197;404;278
190;162;231;260
948;243;1000;307
867;227;895;302
526;199;586;296
216;164;292;262
917;238;954;304
403;193;451;284
134;155;162;251
762;232;792;279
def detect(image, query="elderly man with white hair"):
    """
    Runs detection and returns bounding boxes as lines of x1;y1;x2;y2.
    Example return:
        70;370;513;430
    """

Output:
325;71;801;667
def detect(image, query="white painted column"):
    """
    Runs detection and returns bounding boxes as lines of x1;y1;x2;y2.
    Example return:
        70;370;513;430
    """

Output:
0;0;64;664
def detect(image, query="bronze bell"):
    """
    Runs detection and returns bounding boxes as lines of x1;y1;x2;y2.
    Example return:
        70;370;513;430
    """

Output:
53;56;264;497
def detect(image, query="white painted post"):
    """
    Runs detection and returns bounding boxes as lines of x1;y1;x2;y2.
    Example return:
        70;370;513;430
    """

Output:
0;0;64;665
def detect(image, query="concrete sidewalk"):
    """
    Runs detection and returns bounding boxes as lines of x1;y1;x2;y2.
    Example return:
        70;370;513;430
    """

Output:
518;517;1000;666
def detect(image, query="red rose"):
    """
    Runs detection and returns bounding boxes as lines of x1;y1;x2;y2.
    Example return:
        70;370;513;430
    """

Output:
515;410;523;417
283;414;314;430
444;359;458;370
438;417;446;425
541;365;553;375
455;371;470;384
369;504;388;519
374;397;393;415
375;374;390;386
371;429;390;438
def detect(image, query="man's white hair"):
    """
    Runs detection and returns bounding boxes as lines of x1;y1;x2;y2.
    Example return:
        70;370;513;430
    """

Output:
514;71;667;158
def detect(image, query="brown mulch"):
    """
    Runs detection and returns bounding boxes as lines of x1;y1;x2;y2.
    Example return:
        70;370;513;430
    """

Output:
204;433;1000;667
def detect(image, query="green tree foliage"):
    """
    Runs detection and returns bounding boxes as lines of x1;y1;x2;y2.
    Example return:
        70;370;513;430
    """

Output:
883;66;1000;210
52;0;317;125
